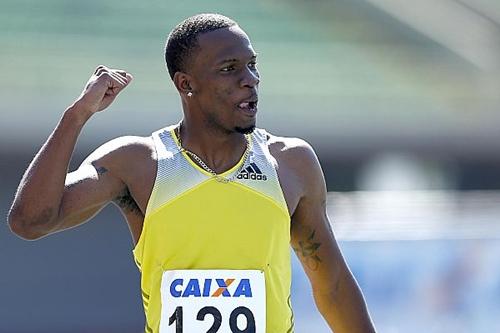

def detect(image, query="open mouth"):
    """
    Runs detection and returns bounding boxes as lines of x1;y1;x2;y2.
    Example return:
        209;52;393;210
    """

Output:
237;100;258;112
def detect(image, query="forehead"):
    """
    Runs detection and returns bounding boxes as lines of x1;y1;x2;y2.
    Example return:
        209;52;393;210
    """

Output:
195;26;255;64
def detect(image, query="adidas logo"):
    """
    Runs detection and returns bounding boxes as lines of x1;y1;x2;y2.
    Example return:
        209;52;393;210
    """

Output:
237;162;268;181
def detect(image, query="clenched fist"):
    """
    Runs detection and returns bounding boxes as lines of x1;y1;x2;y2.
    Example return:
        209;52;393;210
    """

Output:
73;65;133;116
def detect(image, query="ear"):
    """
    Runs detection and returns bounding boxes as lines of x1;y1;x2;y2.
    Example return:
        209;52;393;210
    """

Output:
173;72;194;96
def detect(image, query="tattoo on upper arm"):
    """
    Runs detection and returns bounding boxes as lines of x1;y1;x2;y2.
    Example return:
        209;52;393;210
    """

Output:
95;166;108;175
67;165;108;189
114;188;143;217
66;181;80;190
90;161;108;176
293;229;322;271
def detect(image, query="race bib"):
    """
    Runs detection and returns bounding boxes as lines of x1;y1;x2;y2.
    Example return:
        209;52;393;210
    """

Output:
159;269;266;333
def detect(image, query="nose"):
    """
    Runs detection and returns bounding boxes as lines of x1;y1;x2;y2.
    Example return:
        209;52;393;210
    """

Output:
240;67;260;88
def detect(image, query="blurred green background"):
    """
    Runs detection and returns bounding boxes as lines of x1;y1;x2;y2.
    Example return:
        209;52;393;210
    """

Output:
1;0;500;332
2;0;500;190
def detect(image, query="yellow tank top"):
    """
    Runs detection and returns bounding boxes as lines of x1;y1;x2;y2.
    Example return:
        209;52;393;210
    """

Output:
133;125;293;333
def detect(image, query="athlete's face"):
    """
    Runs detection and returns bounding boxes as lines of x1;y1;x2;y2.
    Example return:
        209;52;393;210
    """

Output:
189;26;260;134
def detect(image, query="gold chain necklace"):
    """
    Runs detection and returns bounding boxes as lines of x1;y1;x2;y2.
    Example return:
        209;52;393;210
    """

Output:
176;123;250;183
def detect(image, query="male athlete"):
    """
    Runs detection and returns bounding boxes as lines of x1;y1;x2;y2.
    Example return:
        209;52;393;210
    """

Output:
8;14;376;333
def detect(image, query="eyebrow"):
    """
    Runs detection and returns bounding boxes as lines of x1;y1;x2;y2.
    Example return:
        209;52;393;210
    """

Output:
217;54;258;66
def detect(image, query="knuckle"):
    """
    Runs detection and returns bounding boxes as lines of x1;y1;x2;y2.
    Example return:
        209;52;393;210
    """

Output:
94;65;106;73
114;70;126;78
98;72;111;80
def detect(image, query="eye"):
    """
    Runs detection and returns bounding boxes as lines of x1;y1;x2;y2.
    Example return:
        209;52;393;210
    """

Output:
220;65;235;72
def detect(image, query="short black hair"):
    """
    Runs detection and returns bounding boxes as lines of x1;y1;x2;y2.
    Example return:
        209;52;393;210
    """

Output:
165;13;237;80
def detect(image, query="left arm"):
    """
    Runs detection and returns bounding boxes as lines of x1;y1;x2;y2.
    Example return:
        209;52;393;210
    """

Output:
288;141;376;333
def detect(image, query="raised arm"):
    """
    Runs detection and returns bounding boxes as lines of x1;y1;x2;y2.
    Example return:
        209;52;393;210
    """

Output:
289;141;376;333
7;66;133;240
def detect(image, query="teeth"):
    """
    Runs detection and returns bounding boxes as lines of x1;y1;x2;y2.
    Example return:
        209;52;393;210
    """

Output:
239;102;250;108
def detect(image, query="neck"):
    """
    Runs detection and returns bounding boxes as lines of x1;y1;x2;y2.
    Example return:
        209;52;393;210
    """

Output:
177;118;249;174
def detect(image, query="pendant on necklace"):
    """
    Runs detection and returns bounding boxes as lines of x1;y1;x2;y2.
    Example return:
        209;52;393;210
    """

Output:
214;175;229;183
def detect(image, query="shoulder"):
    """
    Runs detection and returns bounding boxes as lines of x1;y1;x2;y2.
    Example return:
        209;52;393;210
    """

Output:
264;131;326;199
78;135;157;196
82;135;155;166
264;131;320;169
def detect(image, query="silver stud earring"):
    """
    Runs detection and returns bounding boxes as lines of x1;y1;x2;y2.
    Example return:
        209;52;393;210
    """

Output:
187;92;193;97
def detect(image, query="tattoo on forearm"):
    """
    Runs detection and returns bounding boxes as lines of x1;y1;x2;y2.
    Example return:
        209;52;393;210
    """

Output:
114;188;143;217
293;229;322;271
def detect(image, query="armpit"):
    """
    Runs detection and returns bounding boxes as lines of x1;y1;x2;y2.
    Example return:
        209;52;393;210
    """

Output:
113;187;144;217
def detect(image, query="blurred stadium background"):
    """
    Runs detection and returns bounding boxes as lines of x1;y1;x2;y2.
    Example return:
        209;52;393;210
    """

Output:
1;0;499;332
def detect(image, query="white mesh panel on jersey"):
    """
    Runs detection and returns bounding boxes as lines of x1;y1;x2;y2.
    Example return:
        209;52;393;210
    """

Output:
234;129;288;214
146;125;208;215
145;126;289;217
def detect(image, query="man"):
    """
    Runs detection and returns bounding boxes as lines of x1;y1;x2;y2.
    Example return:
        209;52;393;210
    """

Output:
8;13;376;333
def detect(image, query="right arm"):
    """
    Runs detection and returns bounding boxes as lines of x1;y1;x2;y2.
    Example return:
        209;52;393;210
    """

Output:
7;66;133;240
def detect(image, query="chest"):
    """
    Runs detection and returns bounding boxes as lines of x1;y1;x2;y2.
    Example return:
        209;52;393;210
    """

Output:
130;158;302;215
123;141;302;244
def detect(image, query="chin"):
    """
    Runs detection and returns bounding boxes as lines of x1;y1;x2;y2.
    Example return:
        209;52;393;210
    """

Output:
235;125;256;134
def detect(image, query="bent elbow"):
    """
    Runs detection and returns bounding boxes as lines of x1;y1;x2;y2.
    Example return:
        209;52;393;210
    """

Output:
7;209;51;241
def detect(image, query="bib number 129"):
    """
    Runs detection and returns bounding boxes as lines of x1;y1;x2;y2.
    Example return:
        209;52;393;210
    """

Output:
169;305;256;333
160;270;265;333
